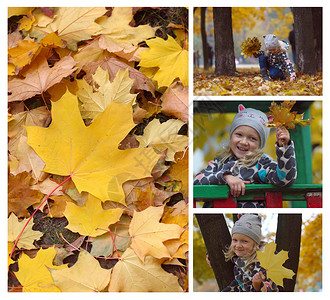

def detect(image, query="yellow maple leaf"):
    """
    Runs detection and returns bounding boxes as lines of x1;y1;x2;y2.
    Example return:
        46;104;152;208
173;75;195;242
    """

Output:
64;194;123;237
18;9;35;31
256;242;295;287
138;35;188;88
76;67;136;120
40;32;66;48
108;247;183;292
96;7;155;53
265;101;313;129
162;200;188;229
15;247;66;292
8;7;31;18
164;151;188;198
27;7;106;51
129;205;184;262
8;39;41;68
8;213;43;250
25;90;159;205
135;118;188;162
50;250;111;292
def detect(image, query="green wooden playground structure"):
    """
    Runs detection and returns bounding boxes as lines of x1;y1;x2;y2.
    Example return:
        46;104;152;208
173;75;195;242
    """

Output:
193;101;322;208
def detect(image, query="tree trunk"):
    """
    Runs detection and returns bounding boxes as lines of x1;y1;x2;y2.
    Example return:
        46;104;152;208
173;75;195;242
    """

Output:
275;214;302;292
292;7;316;75
312;7;322;72
213;7;236;75
200;7;209;70
195;214;234;291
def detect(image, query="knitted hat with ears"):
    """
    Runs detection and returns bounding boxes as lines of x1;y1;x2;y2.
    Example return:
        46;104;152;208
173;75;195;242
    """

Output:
232;214;262;245
229;104;270;149
264;34;280;50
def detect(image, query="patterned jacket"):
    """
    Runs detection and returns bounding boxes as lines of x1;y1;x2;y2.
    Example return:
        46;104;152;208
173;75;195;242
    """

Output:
194;141;296;189
222;256;279;292
257;49;296;79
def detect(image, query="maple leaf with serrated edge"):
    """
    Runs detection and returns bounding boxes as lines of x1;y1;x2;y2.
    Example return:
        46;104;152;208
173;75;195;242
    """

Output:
108;247;183;292
27;7;107;51
96;7;155;53
256;242;295;287
64;194;124;237
50;250;111;292
25;90;160;205
138;35;188;88
135;118;188;162
129;205;184;262
8;55;78;102
8;213;43;250
15;247;66;292
265;101;313;129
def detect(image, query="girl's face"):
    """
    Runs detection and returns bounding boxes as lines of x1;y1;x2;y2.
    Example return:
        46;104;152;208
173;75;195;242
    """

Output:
231;233;256;257
230;125;260;159
268;46;281;54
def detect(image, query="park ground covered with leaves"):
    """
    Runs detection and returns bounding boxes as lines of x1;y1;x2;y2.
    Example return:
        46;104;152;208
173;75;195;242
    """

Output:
194;67;322;96
8;7;188;292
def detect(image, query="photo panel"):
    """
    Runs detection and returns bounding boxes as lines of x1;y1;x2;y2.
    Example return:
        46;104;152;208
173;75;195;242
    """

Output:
193;213;322;292
193;100;322;208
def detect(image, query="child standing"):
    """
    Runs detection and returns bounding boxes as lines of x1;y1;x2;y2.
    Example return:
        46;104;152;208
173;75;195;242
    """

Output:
221;214;278;292
193;104;297;208
255;34;296;82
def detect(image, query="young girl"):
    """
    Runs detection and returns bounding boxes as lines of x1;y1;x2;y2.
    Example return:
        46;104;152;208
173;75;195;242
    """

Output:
221;214;278;292
254;34;296;82
193;104;297;208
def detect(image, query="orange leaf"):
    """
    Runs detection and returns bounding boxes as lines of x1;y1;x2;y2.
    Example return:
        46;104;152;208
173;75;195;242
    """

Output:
265;101;313;129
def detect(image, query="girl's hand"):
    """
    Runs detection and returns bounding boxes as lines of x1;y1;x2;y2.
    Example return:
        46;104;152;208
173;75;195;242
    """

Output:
290;76;296;82
276;126;290;147
206;253;212;268
223;174;249;197
252;271;265;291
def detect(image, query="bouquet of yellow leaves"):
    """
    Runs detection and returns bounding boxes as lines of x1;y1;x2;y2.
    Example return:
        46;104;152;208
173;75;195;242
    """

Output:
240;37;261;58
265;101;313;129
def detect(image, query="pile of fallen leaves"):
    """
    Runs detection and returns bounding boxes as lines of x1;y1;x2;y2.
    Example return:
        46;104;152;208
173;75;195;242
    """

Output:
194;70;323;96
8;7;188;292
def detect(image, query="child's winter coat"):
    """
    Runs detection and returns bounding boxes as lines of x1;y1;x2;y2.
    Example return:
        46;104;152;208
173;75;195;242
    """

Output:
194;141;297;207
256;46;296;80
222;256;279;292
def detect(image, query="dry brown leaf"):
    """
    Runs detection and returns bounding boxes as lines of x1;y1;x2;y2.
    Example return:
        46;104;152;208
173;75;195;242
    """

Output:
8;55;78;102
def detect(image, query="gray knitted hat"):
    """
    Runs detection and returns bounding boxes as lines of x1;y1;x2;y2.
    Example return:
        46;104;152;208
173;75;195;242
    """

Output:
264;34;280;50
232;214;262;245
229;104;270;149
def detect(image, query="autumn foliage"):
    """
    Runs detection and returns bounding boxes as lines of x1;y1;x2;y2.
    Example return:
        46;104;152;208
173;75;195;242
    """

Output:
8;7;188;292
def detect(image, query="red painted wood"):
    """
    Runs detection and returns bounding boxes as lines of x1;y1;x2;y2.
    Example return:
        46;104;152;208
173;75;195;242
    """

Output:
265;192;283;208
306;193;322;208
213;195;237;208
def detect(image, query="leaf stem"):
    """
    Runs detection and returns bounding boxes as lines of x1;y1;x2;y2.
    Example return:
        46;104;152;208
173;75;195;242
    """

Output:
108;228;121;259
9;175;72;258
59;233;81;252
